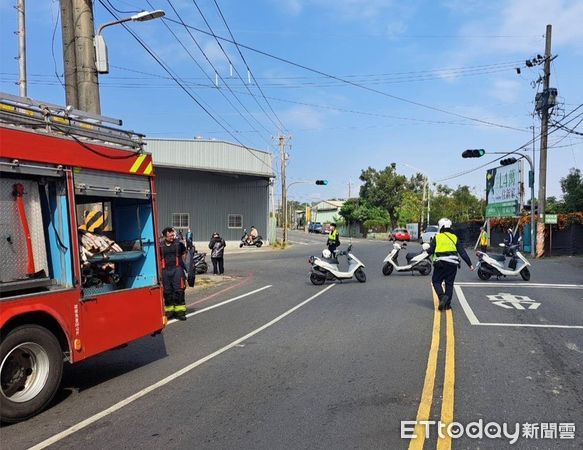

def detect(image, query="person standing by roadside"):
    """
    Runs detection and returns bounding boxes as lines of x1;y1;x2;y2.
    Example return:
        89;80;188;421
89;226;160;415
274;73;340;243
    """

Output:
479;226;489;253
160;227;188;321
427;218;474;311
326;223;340;254
209;232;226;275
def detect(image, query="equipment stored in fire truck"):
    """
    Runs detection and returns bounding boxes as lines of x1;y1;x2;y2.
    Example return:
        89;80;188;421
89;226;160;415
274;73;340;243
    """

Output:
0;93;165;422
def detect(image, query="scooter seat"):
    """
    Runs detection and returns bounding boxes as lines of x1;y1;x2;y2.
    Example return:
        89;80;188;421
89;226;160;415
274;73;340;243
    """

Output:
406;251;422;262
490;254;506;262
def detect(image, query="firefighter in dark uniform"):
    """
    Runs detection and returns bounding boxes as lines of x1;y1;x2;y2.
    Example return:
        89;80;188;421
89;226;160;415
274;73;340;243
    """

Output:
326;223;340;254
427;218;475;311
161;227;187;321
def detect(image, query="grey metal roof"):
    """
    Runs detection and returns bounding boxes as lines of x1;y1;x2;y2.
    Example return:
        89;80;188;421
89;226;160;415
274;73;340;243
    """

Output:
145;138;275;178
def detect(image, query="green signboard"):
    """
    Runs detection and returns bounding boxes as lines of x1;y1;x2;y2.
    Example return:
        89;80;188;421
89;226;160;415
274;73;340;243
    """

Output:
544;214;558;224
486;201;518;218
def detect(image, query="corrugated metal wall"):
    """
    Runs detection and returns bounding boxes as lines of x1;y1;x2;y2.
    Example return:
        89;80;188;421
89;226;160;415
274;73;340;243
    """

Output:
155;167;270;242
146;139;273;178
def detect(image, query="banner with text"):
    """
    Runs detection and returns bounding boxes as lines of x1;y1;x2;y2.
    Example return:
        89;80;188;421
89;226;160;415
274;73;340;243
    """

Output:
485;162;522;218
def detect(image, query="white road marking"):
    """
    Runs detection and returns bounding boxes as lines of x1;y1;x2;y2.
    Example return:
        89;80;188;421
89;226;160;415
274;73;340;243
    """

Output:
455;282;583;289
167;285;272;324
476;323;583;330
29;284;337;450
454;285;480;325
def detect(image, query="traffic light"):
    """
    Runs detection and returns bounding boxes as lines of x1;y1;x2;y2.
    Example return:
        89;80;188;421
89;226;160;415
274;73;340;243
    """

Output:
461;149;486;158
315;180;328;185
500;157;517;166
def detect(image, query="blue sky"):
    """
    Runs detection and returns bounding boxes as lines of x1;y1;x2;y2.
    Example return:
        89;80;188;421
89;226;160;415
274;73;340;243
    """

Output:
1;0;582;205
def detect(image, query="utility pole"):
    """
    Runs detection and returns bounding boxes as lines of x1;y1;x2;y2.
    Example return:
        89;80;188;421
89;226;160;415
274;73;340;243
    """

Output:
60;0;78;107
279;135;288;245
17;0;27;97
72;0;100;114
421;179;427;228
536;24;552;257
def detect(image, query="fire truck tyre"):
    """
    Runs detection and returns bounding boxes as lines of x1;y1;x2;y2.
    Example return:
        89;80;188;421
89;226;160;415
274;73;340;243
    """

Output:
355;268;367;283
520;267;531;281
477;268;492;281
0;325;63;423
382;262;393;276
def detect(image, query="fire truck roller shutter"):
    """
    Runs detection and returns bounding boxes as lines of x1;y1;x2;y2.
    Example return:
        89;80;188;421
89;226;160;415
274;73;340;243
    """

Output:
73;169;151;199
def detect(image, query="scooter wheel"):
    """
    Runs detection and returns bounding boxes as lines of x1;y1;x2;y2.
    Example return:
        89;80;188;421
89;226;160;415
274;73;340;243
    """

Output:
419;261;432;276
239;243;243;248
477;268;492;280
355;268;366;283
255;241;263;248
382;262;393;276
310;273;326;285
520;267;531;281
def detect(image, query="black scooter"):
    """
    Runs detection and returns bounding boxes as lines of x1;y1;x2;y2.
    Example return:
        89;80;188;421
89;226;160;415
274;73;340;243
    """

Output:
240;229;263;248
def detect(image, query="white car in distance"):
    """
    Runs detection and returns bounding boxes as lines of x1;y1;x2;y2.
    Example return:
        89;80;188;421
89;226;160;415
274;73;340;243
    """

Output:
420;225;439;244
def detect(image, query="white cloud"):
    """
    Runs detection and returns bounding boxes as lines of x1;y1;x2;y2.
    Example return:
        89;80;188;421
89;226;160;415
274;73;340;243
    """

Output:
283;105;326;130
490;79;522;104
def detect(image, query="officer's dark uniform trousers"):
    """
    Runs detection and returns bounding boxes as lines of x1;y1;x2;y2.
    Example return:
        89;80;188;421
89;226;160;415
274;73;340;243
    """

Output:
161;242;187;319
432;261;458;307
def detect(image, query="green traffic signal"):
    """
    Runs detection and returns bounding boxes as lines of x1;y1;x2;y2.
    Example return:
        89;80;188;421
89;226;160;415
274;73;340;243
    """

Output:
461;149;486;158
315;180;328;185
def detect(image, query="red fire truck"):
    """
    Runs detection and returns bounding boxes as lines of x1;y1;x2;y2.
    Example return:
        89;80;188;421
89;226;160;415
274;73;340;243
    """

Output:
0;94;165;422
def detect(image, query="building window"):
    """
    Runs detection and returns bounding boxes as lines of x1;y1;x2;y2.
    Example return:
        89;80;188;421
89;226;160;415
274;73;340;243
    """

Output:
228;214;242;229
172;213;189;230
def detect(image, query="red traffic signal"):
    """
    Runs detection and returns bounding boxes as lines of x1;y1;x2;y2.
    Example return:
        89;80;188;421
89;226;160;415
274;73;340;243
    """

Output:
461;149;486;158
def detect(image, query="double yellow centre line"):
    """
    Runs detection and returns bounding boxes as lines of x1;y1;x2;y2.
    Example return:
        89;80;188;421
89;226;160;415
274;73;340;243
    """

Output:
409;286;456;450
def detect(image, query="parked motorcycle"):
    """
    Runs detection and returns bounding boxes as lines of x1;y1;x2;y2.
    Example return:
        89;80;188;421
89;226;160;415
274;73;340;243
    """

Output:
308;244;366;285
192;251;208;274
240;229;264;248
382;242;432;276
475;239;531;281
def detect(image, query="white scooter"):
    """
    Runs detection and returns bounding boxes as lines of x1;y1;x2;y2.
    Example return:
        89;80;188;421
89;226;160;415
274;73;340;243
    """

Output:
382;242;432;276
308;244;366;285
475;239;531;281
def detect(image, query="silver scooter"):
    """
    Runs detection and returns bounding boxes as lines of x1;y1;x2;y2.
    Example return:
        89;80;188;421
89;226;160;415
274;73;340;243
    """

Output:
475;238;531;281
382;242;432;276
308;244;366;285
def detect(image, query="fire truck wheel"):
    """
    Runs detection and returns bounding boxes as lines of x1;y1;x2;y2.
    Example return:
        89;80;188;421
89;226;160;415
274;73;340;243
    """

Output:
0;325;63;423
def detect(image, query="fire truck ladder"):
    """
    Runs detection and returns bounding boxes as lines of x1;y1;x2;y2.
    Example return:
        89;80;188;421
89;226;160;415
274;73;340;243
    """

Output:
0;92;144;151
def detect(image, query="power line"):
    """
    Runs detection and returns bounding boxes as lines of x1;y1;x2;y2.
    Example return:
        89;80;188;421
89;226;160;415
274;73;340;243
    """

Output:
162;17;530;133
188;0;286;133
148;0;273;148
211;0;287;133
96;0;274;173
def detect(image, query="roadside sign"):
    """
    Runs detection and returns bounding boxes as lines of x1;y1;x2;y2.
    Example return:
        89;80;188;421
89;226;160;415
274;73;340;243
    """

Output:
545;214;558;224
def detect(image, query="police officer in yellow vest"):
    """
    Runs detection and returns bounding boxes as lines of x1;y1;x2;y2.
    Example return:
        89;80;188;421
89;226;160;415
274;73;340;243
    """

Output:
327;223;340;254
427;218;475;311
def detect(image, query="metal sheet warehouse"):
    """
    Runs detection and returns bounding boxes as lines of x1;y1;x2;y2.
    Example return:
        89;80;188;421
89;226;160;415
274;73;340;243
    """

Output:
146;138;274;244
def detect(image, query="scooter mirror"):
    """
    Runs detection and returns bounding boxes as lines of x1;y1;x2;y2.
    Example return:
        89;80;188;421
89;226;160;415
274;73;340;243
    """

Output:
421;243;430;250
499;243;505;247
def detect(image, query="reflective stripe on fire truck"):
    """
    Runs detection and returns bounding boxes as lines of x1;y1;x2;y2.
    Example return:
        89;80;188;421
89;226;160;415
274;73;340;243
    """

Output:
129;155;147;173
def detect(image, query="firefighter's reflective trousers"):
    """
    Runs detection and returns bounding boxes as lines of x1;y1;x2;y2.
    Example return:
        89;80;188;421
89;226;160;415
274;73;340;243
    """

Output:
162;266;187;318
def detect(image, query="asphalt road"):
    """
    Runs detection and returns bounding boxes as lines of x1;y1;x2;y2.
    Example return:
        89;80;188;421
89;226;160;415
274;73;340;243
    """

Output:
2;230;582;449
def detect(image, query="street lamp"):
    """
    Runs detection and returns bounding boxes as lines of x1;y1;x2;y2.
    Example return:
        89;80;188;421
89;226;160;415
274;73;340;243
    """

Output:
461;149;536;258
94;10;165;74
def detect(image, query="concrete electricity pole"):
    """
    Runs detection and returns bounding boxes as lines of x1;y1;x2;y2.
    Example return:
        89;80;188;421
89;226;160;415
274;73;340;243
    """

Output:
16;0;27;97
60;0;78;108
536;24;552;257
279;136;289;245
72;0;100;114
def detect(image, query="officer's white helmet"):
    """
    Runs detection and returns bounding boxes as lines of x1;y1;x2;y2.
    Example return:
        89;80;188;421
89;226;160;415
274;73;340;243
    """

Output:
322;249;332;258
438;217;452;231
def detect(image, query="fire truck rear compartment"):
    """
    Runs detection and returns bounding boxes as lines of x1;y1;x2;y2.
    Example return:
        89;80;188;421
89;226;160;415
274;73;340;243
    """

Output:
0;172;72;297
